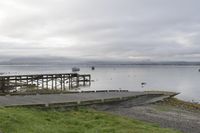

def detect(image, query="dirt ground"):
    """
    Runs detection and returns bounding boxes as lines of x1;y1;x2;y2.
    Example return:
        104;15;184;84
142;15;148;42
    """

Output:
91;96;200;133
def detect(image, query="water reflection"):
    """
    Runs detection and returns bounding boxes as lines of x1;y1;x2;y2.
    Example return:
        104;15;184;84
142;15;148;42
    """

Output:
0;65;199;103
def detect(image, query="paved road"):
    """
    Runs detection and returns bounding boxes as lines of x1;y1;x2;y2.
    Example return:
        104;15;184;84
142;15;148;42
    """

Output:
0;91;177;107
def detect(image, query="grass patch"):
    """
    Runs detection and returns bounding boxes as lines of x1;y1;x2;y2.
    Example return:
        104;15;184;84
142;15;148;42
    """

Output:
0;107;181;133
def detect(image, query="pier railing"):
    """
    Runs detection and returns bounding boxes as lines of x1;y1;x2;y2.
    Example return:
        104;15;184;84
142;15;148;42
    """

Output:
0;73;91;93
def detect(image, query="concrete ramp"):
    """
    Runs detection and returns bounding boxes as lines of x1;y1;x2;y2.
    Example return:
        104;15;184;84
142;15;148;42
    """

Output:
0;91;179;107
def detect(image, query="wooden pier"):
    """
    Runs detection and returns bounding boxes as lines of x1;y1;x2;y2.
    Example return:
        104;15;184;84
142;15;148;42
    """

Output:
0;73;91;93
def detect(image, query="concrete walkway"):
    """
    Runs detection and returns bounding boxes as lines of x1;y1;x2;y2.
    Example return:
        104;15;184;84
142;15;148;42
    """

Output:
0;91;178;107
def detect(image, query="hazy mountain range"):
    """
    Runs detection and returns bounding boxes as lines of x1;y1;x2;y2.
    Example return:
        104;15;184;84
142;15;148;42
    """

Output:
0;57;200;66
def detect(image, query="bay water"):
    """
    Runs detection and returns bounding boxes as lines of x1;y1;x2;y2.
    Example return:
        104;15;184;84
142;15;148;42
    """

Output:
0;65;199;103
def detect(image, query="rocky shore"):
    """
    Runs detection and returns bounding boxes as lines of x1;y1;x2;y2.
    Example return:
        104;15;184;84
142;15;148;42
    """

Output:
91;96;200;133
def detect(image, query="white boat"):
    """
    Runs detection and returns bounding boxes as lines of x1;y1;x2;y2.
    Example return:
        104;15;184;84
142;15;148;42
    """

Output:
72;67;80;72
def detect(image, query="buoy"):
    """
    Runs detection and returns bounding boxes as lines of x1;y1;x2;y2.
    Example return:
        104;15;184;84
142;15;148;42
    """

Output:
141;82;147;87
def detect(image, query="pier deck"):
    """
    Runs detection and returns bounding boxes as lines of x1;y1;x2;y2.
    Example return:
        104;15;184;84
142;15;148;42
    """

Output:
0;73;91;93
0;91;179;107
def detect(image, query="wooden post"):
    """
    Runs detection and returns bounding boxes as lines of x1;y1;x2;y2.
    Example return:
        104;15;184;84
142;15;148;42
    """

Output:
15;77;17;85
60;75;63;90
69;74;71;90
37;77;39;90
63;75;66;90
46;76;48;89
55;76;57;90
52;75;54;90
26;76;29;85
76;75;79;88
0;77;5;93
89;75;91;86
31;76;34;85
42;76;44;89
83;76;86;86
20;76;22;89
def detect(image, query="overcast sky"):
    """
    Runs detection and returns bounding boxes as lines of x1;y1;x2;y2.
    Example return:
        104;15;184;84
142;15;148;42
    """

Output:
0;0;200;61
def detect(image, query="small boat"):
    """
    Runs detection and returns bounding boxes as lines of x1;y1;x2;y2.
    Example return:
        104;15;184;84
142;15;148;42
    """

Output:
0;72;4;75
91;66;95;70
72;67;80;72
141;82;147;87
199;69;200;72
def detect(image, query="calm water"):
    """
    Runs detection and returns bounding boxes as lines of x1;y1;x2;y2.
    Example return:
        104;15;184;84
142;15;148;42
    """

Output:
0;65;199;103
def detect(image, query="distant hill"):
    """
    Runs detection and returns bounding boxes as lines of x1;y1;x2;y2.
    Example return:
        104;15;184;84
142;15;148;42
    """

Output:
0;57;200;66
0;57;85;65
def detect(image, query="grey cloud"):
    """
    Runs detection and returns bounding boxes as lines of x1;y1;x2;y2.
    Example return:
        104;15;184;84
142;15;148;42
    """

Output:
0;0;200;61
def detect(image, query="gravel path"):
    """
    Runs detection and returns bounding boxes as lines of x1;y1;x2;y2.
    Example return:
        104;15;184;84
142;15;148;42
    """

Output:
91;95;200;133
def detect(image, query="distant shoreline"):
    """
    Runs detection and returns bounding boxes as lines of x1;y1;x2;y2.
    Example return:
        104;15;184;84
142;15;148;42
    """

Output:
0;63;200;66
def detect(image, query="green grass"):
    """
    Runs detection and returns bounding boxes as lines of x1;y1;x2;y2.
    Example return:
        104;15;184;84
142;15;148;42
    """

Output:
0;107;181;133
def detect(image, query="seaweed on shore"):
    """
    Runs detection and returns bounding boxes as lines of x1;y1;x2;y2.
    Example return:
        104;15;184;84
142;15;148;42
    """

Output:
160;98;200;111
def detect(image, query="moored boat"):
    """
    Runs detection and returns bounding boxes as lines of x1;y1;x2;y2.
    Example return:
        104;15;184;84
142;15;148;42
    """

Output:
91;66;95;70
72;67;80;72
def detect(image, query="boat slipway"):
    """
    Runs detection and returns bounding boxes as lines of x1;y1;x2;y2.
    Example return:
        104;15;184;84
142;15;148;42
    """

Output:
0;91;179;107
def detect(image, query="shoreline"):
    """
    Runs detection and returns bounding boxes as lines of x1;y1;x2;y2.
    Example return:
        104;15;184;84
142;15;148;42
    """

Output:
158;98;200;112
91;96;200;133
